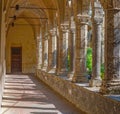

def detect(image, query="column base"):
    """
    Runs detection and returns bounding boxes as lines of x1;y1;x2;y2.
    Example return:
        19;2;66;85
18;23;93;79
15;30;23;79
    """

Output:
67;71;74;80
100;79;120;94
89;78;102;87
72;73;88;83
42;65;48;71
47;68;56;74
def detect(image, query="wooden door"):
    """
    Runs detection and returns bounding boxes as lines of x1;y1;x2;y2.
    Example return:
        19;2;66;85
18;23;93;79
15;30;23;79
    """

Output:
11;47;22;73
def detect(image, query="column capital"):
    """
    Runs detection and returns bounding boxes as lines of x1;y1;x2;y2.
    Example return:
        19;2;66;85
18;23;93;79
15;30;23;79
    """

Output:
92;1;104;25
77;14;90;25
92;17;103;25
49;28;57;36
36;37;41;42
71;21;75;33
61;23;69;32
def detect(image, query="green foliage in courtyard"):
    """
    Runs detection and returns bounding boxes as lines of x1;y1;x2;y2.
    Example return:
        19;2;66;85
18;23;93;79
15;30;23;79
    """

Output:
86;47;105;78
67;47;105;79
101;63;105;79
67;53;70;71
86;47;92;74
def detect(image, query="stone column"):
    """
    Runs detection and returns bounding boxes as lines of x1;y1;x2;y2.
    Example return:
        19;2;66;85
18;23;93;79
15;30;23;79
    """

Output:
41;25;45;69
67;21;76;79
61;24;69;73
49;28;57;73
36;37;42;69
89;1;104;86
101;17;105;64
100;8;120;94
90;18;103;86
42;35;48;71
41;36;44;69
47;33;52;72
72;15;89;83
56;27;63;75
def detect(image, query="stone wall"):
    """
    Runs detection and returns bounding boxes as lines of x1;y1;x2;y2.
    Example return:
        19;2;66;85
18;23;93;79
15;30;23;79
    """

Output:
36;70;120;114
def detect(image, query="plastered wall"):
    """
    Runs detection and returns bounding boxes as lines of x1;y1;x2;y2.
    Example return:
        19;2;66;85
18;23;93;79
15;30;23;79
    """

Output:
6;19;37;73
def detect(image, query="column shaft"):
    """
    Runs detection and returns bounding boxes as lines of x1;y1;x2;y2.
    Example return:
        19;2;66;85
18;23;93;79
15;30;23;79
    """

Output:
36;38;42;69
89;0;104;87
42;38;48;70
72;15;89;82
90;22;102;86
51;29;57;72
47;34;52;72
41;37;44;68
56;27;63;75
61;24;69;72
67;29;76;79
100;9;120;94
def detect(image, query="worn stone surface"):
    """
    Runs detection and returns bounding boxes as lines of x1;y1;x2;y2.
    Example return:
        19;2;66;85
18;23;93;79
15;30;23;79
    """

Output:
90;1;103;87
100;8;120;94
37;70;120;114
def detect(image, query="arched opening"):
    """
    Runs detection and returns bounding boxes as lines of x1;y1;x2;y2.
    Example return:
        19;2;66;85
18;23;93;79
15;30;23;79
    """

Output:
6;19;36;73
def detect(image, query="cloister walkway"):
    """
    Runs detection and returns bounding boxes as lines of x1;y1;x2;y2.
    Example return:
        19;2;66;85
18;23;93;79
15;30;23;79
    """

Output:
1;74;85;114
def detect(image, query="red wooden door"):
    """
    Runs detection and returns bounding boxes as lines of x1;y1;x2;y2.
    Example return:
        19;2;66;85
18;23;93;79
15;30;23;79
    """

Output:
11;47;22;73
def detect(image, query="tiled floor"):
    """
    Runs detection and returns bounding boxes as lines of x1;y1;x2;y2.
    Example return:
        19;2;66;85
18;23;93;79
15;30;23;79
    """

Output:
1;74;85;114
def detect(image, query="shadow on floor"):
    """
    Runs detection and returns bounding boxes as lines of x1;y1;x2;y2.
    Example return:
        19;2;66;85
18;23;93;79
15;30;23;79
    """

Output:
2;74;85;114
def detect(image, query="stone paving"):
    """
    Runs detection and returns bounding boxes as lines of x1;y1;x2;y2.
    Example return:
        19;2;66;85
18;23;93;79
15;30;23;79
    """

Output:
1;74;85;114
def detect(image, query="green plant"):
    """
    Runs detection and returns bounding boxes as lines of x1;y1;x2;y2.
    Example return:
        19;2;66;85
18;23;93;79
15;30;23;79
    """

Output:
86;47;105;79
67;54;70;71
86;47;92;74
101;63;105;79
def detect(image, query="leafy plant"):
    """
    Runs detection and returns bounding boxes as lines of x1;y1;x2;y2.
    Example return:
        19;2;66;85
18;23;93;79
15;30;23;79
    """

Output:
86;47;92;74
101;63;105;79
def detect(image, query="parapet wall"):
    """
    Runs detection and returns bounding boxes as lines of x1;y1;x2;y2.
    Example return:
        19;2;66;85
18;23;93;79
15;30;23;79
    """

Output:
36;70;120;114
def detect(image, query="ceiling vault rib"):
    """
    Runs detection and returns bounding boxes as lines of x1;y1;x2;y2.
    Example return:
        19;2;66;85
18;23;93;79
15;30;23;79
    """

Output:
10;5;57;10
9;23;41;27
9;16;48;20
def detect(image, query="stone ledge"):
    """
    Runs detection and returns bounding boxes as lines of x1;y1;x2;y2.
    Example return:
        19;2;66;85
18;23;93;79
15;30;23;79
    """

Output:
36;69;120;114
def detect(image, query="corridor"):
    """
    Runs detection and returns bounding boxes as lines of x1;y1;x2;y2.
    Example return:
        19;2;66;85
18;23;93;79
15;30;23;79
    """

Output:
1;74;85;114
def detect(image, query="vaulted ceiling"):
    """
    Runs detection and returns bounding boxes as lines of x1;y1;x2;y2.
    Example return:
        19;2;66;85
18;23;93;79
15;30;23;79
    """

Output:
4;0;115;37
4;0;57;35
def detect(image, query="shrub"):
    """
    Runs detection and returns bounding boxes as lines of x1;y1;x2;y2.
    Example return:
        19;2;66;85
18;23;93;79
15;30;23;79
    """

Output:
101;63;105;79
86;47;92;74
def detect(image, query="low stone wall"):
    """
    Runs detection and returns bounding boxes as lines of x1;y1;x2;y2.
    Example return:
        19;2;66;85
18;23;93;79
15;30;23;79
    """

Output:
36;70;120;114
0;61;6;113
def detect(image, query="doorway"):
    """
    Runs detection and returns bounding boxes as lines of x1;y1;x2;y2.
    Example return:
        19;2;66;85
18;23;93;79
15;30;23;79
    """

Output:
11;47;22;73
